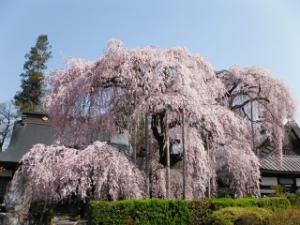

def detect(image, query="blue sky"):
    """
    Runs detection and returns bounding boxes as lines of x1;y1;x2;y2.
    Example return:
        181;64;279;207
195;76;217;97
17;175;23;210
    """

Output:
1;0;300;117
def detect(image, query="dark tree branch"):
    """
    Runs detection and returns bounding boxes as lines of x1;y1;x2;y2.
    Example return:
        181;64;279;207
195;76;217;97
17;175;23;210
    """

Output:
231;97;270;110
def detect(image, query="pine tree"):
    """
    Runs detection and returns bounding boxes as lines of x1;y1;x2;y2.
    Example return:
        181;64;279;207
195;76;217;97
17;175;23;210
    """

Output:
14;35;51;112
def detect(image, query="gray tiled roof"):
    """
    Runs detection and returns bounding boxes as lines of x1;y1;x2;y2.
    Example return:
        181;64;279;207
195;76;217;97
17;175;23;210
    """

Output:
0;112;130;165
0;120;54;164
260;156;300;174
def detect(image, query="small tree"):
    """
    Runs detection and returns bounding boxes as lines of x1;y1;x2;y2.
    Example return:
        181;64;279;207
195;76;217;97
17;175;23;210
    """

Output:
0;102;17;151
14;35;51;112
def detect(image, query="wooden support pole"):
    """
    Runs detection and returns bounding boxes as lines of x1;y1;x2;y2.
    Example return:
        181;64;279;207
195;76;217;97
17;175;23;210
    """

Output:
207;134;211;199
145;114;150;197
166;111;170;199
250;101;256;155
149;132;153;198
182;109;186;199
133;121;137;165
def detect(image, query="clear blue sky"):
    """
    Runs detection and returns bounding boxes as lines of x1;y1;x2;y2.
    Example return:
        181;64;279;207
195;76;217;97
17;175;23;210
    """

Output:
1;0;300;117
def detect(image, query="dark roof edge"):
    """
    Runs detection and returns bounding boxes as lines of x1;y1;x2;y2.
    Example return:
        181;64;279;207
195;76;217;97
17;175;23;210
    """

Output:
22;111;48;116
261;169;300;175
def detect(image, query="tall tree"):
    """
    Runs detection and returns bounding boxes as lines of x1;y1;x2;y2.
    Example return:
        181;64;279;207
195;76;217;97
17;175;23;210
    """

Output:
14;35;51;112
15;39;294;201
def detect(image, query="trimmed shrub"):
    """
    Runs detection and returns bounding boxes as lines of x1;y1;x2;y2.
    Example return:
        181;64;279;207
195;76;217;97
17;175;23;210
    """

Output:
88;199;190;225
89;200;135;225
210;197;290;211
88;197;290;225
210;198;259;210
209;207;272;225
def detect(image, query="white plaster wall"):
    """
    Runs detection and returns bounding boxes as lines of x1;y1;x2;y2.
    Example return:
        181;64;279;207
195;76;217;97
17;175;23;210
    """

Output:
261;177;278;186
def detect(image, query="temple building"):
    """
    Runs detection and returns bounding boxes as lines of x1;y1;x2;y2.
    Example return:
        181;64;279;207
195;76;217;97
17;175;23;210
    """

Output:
260;121;300;194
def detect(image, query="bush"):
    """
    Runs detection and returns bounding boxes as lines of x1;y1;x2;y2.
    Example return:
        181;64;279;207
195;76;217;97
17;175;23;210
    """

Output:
209;207;272;225
287;194;300;207
268;208;300;225
271;185;285;197
88;199;190;225
89;200;135;225
234;214;265;225
188;200;212;225
29;201;54;225
210;197;290;211
88;197;290;225
256;197;291;211
210;198;259;210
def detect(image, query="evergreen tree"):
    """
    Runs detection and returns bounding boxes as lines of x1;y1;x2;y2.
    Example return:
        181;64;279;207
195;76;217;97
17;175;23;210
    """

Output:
14;35;51;112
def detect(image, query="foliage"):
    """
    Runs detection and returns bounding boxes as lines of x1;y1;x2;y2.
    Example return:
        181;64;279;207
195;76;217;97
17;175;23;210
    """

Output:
88;197;289;225
88;199;190;225
14;34;51;112
0;102;17;151
268;207;300;225
217;187;235;198
234;213;266;225
208;207;272;225
29;201;54;225
287;194;300;207
210;198;260;210
188;200;212;225
209;197;290;211
256;197;291;211
20;142;145;202
271;185;285;197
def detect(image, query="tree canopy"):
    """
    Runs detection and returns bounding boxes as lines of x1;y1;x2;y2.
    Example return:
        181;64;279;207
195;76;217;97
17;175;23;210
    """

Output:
14;35;51;113
16;40;295;201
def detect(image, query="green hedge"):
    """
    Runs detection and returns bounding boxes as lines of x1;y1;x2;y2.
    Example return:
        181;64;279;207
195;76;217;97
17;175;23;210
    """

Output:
209;207;272;225
88;199;190;225
210;197;291;211
88;197;290;225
